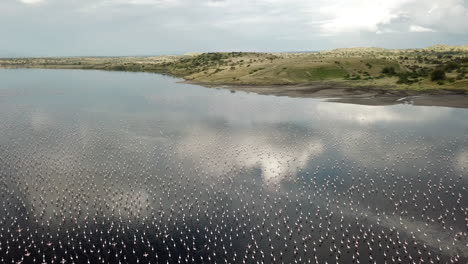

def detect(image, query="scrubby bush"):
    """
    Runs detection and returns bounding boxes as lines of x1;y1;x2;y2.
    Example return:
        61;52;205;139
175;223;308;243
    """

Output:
460;57;468;63
444;62;459;72
381;66;396;75
430;69;446;81
396;75;410;84
396;73;417;85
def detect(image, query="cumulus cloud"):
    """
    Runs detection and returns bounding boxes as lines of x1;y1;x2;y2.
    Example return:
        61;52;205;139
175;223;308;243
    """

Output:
319;0;404;35
409;24;436;32
19;0;45;4
2;0;468;56
319;0;468;35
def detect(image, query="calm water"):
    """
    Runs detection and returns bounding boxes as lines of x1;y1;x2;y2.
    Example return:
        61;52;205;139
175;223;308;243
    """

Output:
0;69;467;264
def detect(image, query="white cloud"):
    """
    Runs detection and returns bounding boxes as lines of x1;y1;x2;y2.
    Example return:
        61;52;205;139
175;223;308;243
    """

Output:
409;24;436;32
79;0;179;13
319;0;468;35
319;0;405;35
19;0;45;4
2;0;468;56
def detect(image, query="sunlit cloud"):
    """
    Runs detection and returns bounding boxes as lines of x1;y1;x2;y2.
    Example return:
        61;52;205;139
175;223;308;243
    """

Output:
79;0;179;13
18;0;45;5
319;0;468;35
410;24;436;32
319;0;404;35
2;0;468;56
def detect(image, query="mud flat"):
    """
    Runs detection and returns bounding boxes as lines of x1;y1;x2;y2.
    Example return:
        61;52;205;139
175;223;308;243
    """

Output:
206;82;468;108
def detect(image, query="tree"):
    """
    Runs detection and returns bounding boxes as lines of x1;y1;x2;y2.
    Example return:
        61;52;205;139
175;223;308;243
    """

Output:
431;69;446;81
381;66;396;75
444;62;459;72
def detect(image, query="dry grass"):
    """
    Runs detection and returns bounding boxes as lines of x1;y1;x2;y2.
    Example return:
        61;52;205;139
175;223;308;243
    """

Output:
0;45;467;92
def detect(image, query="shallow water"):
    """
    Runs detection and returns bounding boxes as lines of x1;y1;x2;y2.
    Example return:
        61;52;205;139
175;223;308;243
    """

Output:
0;69;467;263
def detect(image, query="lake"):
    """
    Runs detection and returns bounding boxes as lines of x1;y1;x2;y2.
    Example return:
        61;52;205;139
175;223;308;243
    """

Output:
0;69;467;263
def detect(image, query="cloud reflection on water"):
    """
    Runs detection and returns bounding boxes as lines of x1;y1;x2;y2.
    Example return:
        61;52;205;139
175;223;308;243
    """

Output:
0;70;467;263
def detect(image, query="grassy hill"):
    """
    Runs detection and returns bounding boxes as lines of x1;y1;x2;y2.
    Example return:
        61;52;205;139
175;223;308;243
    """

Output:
1;45;467;92
177;53;402;86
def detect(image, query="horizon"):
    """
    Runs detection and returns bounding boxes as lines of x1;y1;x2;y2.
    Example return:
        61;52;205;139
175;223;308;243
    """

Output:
1;0;468;57
2;44;467;59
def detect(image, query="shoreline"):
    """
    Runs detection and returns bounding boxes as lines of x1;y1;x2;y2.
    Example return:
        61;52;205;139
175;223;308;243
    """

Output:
186;81;468;109
2;66;468;108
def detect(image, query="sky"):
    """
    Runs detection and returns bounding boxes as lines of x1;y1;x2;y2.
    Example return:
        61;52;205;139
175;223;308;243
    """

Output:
1;0;468;56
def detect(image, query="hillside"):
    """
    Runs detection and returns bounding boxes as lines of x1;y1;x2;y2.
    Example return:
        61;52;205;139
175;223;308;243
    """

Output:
0;45;467;92
423;45;468;52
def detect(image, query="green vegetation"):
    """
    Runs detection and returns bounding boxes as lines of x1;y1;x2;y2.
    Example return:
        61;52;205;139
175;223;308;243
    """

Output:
431;69;446;81
381;66;396;75
1;45;467;92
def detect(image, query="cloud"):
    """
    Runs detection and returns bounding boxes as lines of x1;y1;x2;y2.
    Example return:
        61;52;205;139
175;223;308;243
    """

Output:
19;0;45;4
409;24;436;32
319;0;468;35
78;0;179;14
319;0;404;35
1;0;468;56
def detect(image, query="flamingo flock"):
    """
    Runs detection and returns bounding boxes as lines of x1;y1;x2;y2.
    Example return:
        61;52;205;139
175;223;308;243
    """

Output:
0;71;467;264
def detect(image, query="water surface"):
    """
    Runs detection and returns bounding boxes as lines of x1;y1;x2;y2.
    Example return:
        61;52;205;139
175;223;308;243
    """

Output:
0;69;467;263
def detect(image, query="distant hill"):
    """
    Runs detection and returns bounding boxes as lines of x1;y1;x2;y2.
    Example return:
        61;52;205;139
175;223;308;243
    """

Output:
320;45;468;55
423;45;468;52
321;47;389;54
